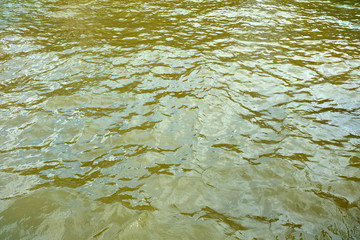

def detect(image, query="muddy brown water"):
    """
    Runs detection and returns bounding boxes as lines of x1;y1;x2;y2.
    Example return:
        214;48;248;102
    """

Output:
0;0;359;239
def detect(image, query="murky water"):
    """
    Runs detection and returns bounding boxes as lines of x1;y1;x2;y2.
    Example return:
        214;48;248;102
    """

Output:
1;0;359;239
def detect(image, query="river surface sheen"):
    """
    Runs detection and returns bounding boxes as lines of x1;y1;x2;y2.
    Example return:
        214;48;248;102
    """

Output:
0;0;359;239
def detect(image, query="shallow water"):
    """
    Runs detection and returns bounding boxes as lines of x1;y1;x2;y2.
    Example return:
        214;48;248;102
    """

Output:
0;0;359;239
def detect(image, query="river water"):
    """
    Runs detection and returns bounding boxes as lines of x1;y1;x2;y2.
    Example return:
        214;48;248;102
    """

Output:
0;0;359;239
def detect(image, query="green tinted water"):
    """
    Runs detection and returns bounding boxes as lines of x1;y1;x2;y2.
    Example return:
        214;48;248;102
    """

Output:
0;0;359;239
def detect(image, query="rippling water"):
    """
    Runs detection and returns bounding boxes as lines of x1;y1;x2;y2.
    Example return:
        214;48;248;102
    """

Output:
1;0;359;239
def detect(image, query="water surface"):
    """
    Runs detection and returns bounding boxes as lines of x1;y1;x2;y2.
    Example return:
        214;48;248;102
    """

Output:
0;0;359;239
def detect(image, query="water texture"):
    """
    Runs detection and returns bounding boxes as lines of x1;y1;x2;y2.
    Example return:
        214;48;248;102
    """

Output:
0;0;359;239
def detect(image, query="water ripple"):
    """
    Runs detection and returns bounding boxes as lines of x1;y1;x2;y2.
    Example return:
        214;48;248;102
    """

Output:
1;0;359;239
